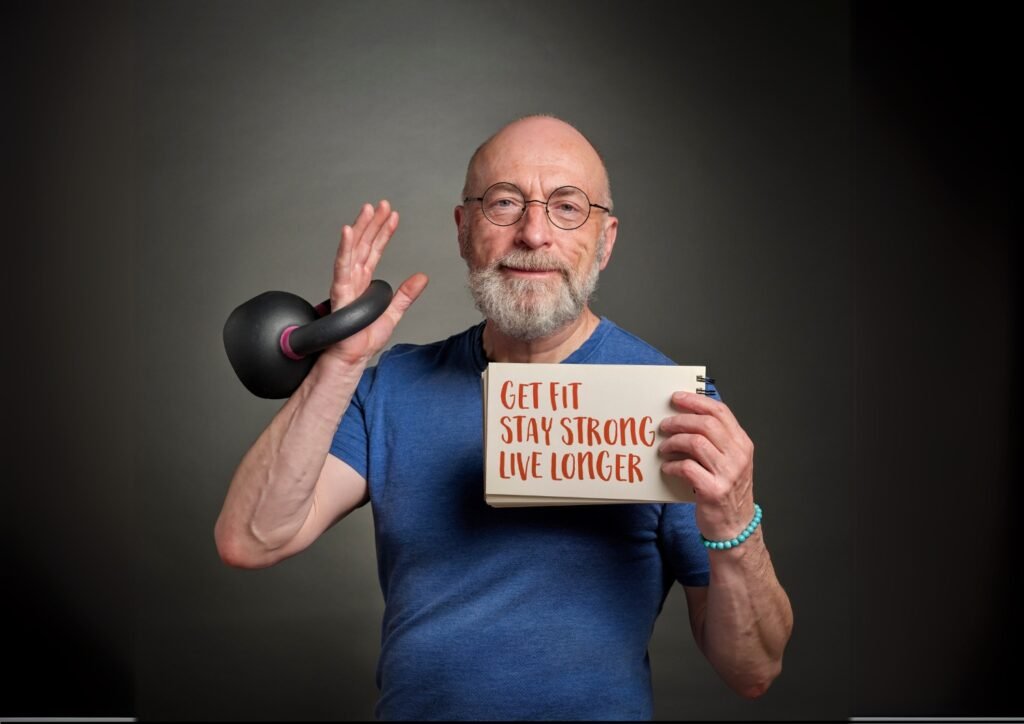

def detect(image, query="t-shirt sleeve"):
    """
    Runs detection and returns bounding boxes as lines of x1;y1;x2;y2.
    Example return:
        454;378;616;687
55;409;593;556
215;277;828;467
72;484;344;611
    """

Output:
658;503;710;587
328;364;378;479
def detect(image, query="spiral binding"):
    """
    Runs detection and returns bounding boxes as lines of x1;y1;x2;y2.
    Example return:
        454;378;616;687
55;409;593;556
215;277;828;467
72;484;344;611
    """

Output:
696;374;716;396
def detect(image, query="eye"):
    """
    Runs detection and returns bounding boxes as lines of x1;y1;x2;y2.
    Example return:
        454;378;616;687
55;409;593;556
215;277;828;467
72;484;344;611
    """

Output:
482;186;526;223
486;196;524;218
548;187;589;221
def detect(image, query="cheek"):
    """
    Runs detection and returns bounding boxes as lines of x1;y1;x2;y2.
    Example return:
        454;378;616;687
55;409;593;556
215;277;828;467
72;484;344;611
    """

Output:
566;236;599;267
464;224;514;266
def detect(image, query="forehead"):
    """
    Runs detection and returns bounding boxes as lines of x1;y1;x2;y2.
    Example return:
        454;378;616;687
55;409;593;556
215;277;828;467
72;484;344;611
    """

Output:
472;120;606;194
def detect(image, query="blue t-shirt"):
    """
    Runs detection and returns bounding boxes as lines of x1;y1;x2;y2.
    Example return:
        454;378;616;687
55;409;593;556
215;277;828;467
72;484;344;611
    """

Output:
330;318;714;721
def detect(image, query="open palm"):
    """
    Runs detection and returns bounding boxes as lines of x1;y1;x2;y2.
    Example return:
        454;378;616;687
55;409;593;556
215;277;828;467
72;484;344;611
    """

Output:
321;200;428;367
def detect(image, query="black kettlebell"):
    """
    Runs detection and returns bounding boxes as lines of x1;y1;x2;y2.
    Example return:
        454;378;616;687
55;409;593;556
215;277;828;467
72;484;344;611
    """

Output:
223;280;393;399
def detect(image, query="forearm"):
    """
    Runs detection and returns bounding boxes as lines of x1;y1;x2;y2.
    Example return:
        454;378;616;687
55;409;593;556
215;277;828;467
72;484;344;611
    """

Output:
701;529;793;698
214;355;365;566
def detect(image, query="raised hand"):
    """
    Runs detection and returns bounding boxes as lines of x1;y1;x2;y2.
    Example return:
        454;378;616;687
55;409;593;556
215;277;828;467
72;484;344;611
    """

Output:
321;200;429;367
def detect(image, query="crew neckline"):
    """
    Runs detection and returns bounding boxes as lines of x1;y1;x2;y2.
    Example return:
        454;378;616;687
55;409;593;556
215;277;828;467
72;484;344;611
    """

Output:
471;317;615;372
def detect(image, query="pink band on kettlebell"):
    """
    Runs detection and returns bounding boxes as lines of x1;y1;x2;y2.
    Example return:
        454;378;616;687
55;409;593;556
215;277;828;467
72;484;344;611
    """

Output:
279;325;305;360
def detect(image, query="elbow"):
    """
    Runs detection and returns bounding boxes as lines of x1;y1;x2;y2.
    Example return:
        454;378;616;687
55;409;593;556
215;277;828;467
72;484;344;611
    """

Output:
216;539;254;569
214;520;270;569
736;680;771;700
734;661;783;700
737;607;793;699
215;531;253;569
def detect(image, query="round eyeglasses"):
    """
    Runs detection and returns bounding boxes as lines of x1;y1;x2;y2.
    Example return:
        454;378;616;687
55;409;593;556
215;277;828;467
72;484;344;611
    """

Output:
463;182;611;231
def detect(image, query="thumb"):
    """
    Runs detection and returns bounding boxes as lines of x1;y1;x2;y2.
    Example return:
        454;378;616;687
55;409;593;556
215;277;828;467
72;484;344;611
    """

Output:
381;273;429;325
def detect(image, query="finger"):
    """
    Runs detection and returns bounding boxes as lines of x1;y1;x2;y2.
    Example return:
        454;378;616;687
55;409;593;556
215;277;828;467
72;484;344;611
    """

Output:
339;203;374;268
333;202;391;303
670;390;733;422
333;204;374;296
376;272;429;328
330;228;355;309
658;432;720;471
661;457;714;492
659;413;728;455
670;390;745;442
332;229;368;309
362;210;399;272
353;200;393;268
334;224;355;288
348;202;375;245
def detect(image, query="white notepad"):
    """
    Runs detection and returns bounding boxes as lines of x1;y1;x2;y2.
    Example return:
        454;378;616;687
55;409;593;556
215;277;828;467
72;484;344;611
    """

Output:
481;362;710;507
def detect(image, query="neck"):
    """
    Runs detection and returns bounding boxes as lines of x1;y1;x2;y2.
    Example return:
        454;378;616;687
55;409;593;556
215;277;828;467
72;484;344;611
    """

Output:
482;308;600;363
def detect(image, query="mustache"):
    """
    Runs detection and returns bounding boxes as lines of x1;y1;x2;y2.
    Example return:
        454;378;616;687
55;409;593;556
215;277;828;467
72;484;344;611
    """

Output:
492;250;571;275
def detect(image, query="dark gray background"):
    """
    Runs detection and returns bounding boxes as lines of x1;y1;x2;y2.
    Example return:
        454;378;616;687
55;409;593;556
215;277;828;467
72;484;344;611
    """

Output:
4;1;1018;721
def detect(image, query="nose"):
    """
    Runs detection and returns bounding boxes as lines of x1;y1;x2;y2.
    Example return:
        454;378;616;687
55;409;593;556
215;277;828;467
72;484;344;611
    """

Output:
514;200;552;250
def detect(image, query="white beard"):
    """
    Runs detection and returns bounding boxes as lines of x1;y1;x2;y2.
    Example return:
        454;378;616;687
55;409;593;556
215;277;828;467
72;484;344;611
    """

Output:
464;233;605;341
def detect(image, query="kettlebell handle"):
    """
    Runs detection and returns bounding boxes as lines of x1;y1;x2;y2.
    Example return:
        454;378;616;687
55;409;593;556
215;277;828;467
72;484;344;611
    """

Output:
281;280;393;358
223;279;393;399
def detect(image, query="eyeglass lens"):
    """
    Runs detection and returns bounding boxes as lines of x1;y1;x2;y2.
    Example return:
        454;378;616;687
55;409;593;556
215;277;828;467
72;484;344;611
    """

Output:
481;182;593;230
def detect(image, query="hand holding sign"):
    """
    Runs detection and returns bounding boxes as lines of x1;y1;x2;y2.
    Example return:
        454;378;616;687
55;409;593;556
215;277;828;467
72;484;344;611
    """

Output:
658;392;757;542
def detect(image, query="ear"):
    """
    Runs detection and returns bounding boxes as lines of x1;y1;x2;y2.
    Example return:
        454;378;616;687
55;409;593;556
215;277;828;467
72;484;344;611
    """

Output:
598;214;618;270
454;205;468;260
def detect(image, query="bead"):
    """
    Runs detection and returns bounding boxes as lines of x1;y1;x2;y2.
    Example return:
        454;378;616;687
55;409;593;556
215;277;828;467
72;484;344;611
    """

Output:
701;504;763;551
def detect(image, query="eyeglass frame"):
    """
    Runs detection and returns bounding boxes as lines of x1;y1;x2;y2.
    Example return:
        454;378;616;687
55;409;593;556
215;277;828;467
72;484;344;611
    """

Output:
462;181;612;231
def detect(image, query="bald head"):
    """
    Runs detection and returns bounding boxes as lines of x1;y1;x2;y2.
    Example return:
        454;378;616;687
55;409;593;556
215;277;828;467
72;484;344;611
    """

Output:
461;115;612;210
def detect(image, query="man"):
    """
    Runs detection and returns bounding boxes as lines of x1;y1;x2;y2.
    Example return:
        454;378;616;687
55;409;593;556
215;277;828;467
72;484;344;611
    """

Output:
215;115;793;720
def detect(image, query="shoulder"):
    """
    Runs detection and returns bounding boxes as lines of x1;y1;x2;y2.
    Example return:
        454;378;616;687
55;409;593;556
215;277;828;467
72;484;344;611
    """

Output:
378;322;484;371
582;318;677;366
358;322;485;397
584;319;722;400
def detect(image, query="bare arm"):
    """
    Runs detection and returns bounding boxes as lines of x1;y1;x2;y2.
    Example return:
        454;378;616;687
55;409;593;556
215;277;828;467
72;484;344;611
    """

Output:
214;356;373;569
682;532;793;698
660;392;794;697
214;200;428;569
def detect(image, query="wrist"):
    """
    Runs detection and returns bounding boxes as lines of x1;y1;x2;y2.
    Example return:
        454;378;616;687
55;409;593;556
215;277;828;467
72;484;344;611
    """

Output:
701;504;763;551
698;497;755;540
314;349;370;382
284;353;367;416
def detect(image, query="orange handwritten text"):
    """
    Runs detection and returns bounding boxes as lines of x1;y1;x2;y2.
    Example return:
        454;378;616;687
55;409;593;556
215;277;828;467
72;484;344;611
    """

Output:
559;416;655;447
549;382;582;411
500;380;583;411
498;450;542;480
500;381;542;409
550;451;643;483
499;415;553;445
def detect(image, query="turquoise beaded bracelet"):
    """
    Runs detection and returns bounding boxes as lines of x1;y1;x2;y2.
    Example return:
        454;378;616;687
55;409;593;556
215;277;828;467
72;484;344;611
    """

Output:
701;504;763;550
